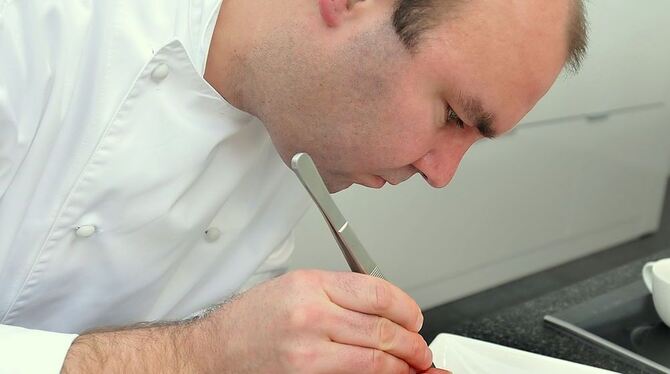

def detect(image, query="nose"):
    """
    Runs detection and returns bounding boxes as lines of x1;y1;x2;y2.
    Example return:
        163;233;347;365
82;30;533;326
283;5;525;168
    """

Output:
413;153;459;188
413;138;476;188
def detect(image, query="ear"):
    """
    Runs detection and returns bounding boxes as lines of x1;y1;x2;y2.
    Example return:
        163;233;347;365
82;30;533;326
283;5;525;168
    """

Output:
318;0;361;27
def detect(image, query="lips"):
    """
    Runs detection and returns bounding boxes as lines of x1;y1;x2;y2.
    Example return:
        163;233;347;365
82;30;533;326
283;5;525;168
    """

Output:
356;175;386;189
356;171;420;188
383;173;417;186
372;176;387;188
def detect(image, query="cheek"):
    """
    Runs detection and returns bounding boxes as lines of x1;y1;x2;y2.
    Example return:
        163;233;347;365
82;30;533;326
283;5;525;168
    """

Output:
380;98;438;163
345;62;437;168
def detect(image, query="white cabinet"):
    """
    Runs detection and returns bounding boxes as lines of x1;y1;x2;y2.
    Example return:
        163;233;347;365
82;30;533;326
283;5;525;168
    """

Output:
523;0;670;124
289;1;670;308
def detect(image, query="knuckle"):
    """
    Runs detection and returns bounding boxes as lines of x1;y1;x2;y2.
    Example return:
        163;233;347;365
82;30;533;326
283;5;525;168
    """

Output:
284;343;318;371
372;281;393;312
370;349;385;372
289;303;322;330
376;318;396;350
369;349;407;374
409;334;426;360
282;270;322;299
286;269;319;287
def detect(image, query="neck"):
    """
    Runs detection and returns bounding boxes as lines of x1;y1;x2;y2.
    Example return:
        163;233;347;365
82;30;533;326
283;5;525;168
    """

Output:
204;0;258;115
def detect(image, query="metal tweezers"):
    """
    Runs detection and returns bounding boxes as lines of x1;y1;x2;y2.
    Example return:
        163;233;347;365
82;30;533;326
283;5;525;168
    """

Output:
291;152;385;279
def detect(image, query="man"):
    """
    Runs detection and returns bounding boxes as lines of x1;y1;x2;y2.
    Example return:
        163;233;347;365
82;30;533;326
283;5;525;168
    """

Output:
0;0;587;372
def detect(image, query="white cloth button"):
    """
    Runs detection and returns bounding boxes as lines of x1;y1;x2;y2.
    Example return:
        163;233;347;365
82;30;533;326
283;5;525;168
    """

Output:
204;227;221;242
75;225;96;238
151;63;169;82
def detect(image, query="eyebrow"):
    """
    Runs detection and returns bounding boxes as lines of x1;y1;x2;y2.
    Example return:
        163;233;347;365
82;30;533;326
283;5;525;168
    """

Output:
456;93;497;139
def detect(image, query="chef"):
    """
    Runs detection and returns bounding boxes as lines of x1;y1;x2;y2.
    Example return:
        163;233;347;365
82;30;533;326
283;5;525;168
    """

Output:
0;0;587;372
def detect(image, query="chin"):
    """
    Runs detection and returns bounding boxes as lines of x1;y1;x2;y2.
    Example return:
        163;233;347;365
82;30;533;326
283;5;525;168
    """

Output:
325;179;353;194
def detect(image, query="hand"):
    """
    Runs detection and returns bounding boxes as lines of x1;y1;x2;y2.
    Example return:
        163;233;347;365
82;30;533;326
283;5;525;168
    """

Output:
421;369;452;374
62;269;453;373
197;269;451;373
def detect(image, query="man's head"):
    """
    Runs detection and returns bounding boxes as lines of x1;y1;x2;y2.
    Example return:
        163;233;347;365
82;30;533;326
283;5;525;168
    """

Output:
209;0;588;192
392;0;587;71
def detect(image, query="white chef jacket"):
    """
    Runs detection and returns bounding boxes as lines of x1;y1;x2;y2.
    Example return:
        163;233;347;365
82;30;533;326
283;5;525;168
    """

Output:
0;0;310;372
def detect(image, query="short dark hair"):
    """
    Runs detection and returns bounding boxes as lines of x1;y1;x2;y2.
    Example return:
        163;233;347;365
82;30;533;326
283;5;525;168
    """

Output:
566;0;588;72
392;0;589;72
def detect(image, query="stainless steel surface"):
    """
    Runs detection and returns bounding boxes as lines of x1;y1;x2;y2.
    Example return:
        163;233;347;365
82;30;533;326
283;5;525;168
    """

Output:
545;281;670;373
545;315;669;374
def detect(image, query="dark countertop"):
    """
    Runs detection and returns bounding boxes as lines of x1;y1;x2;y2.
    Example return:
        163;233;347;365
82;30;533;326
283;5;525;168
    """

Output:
431;248;670;374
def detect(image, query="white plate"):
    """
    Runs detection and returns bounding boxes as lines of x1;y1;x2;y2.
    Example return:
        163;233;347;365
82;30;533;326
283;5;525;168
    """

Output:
429;333;620;374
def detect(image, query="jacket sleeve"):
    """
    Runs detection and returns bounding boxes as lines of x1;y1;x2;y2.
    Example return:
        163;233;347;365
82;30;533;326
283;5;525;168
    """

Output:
0;324;78;373
0;3;78;373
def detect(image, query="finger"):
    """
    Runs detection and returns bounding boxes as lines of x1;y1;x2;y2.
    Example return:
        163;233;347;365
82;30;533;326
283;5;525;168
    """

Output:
420;369;452;374
326;306;433;370
317;342;415;374
320;271;424;332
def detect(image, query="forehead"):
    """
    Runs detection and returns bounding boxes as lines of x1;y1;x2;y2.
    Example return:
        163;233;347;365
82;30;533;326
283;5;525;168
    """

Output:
416;0;570;133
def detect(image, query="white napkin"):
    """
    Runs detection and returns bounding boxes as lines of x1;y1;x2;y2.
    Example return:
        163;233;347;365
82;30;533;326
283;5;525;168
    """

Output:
429;334;621;374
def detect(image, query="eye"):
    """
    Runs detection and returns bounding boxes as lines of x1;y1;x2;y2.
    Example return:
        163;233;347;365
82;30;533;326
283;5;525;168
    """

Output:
445;105;465;129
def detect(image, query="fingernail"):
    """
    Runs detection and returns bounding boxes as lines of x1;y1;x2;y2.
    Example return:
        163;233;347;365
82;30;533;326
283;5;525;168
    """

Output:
424;347;433;365
416;313;424;332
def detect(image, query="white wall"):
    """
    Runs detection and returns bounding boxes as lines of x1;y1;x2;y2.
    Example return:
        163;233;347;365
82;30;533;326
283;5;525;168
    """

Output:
290;0;670;309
